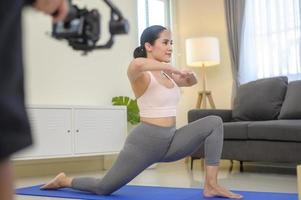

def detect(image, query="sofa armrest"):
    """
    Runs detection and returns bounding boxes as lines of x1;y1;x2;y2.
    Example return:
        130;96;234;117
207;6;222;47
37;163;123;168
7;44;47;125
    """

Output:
188;109;233;123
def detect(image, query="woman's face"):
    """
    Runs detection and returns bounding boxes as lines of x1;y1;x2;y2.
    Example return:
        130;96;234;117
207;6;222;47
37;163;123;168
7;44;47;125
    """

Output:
146;30;173;62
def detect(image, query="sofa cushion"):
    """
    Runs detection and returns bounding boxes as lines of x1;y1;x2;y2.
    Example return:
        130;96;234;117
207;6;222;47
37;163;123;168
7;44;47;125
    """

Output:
232;76;288;121
247;120;301;142
188;109;232;123
223;122;250;140
278;80;301;119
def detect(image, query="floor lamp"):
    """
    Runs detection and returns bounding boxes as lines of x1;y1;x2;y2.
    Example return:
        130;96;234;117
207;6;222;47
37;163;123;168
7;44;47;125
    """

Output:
185;37;220;109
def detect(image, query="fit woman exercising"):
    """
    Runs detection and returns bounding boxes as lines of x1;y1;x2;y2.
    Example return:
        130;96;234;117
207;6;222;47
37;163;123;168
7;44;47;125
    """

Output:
41;25;243;199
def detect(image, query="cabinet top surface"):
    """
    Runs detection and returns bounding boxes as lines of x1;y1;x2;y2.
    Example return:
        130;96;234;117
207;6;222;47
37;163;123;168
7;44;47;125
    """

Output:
27;105;126;110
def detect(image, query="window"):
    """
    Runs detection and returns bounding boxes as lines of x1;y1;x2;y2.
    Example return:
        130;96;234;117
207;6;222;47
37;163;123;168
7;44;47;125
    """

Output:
137;0;171;41
239;0;301;84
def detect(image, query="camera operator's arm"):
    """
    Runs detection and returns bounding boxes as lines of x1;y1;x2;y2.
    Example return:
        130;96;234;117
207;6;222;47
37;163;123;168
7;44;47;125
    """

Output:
29;0;69;22
127;58;183;82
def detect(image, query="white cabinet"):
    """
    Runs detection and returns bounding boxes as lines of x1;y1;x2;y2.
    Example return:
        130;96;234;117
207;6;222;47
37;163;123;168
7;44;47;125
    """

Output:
74;108;126;154
15;108;73;158
14;106;127;160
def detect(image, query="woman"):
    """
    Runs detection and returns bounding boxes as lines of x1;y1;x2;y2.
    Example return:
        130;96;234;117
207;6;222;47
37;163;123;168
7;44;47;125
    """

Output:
41;25;243;199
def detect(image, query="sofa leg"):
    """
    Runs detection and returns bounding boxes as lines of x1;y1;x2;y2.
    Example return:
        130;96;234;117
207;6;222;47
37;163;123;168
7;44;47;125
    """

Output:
297;165;301;200
190;157;194;170
229;160;234;173
240;161;244;172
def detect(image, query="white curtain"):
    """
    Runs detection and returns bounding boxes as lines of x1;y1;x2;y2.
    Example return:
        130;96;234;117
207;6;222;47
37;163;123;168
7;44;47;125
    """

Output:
239;0;301;84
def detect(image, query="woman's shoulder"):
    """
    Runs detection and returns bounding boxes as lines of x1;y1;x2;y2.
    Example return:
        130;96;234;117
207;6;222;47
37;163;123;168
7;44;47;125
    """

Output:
128;58;148;68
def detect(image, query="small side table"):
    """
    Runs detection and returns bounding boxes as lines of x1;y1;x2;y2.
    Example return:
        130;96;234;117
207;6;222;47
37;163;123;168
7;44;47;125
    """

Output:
297;165;301;200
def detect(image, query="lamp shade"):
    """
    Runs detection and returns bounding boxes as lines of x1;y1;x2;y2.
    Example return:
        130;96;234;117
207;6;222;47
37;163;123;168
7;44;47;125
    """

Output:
185;37;220;67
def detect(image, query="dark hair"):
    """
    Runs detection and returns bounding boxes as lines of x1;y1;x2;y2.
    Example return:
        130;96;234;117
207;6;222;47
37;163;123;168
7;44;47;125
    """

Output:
133;25;167;58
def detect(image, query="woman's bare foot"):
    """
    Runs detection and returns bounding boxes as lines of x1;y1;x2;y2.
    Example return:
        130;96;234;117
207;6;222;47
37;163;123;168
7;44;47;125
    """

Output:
203;183;243;199
40;172;72;190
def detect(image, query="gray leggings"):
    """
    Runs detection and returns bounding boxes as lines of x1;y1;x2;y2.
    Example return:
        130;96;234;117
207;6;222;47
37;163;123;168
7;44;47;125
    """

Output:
71;116;223;195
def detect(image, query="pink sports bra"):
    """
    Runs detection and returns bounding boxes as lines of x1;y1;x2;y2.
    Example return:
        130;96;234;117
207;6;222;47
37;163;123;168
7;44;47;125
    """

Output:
137;71;181;118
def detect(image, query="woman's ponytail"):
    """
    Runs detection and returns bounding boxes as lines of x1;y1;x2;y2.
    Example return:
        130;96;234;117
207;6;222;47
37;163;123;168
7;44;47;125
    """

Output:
133;46;146;58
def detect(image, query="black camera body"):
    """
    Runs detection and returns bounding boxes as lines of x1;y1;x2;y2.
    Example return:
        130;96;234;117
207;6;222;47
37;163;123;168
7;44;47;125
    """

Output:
52;0;129;53
52;5;100;51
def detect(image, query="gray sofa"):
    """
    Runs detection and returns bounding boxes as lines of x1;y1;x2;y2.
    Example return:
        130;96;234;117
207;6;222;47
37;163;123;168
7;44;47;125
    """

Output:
188;76;301;171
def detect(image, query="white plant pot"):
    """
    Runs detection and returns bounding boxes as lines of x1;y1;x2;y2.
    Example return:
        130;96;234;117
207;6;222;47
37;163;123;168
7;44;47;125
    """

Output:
127;122;138;135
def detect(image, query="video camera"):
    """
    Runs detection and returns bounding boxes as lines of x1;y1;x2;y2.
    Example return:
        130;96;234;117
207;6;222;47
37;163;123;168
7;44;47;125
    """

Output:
52;0;129;54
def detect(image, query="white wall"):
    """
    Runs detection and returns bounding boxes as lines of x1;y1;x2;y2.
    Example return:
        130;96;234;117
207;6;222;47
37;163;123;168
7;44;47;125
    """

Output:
22;0;232;128
22;0;138;106
173;0;233;127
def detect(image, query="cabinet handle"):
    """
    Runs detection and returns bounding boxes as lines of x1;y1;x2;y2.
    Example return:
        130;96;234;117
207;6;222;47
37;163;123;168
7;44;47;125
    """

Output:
76;129;79;133
67;130;71;133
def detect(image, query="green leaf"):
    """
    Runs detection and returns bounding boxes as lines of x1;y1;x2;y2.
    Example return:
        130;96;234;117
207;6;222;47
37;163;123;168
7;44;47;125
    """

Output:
112;96;140;125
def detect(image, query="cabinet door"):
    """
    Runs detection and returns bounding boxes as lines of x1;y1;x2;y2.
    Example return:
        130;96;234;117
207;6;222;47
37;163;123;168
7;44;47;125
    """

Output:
74;108;127;155
14;108;73;159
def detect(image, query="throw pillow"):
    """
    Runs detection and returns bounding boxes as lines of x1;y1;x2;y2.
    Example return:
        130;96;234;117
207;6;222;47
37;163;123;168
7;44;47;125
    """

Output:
278;80;301;119
232;76;288;121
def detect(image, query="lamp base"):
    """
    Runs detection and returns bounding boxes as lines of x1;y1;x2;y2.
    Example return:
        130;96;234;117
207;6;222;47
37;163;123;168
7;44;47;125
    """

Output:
196;91;216;109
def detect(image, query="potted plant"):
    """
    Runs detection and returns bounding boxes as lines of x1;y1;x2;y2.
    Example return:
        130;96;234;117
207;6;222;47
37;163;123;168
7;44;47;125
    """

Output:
111;96;140;126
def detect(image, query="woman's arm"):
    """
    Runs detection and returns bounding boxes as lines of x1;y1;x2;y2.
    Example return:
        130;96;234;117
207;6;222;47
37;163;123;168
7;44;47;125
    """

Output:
173;70;198;87
127;58;182;82
164;69;198;87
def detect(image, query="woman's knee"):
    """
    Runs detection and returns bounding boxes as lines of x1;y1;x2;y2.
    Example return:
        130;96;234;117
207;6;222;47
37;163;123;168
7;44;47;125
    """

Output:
94;188;113;196
203;115;223;127
93;182;114;195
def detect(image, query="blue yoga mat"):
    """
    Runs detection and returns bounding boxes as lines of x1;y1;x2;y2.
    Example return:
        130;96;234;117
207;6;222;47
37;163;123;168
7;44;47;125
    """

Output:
16;184;297;200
